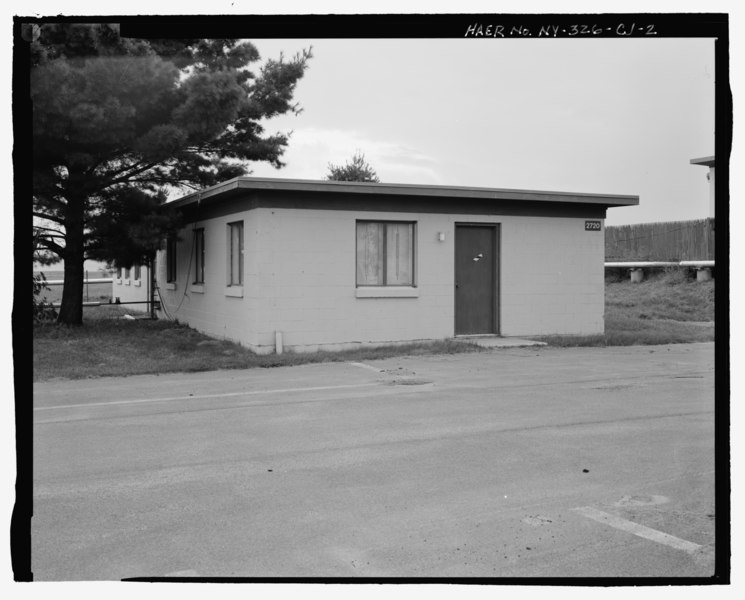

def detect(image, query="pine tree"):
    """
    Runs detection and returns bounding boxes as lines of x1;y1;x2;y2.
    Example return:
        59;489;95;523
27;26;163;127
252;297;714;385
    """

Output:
31;24;312;324
326;151;380;183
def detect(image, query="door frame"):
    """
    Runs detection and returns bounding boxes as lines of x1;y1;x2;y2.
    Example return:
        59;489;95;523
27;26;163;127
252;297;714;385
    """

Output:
454;222;500;336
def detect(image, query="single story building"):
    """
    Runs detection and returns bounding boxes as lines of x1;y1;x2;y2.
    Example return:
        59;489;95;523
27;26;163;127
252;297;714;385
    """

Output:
112;263;152;311
690;155;715;218
155;177;638;354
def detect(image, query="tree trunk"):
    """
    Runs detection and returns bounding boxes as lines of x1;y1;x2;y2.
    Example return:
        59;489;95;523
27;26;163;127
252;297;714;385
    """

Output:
57;194;85;325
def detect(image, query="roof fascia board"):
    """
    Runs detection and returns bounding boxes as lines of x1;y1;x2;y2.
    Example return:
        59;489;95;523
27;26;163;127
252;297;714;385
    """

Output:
168;177;639;208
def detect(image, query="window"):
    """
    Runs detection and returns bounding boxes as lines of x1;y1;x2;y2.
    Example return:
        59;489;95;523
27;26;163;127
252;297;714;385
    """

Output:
194;228;205;284
356;221;415;286
124;267;130;280
134;264;141;281
228;221;244;286
166;237;177;282
116;267;122;279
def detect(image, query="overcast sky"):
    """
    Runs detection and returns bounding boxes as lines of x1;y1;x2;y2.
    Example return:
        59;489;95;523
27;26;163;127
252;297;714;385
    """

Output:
248;37;715;227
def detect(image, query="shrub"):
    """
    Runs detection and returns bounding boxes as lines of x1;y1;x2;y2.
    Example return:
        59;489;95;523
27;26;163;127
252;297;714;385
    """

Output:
604;268;626;283
33;273;58;323
660;266;692;285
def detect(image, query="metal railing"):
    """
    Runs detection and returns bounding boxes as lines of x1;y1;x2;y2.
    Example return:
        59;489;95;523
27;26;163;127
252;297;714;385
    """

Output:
44;278;113;285
604;261;714;268
605;260;714;282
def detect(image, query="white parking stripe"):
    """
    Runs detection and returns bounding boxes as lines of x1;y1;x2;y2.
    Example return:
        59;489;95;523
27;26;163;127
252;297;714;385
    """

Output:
34;382;380;412
573;506;702;554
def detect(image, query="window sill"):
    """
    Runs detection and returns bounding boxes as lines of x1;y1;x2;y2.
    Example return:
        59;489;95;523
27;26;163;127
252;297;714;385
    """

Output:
134;280;142;287
115;279;122;285
124;279;131;286
166;282;177;290
191;284;204;293
225;286;243;298
356;286;419;298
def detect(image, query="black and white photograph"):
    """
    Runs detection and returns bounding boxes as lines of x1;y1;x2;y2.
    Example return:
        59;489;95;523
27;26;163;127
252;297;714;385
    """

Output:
15;2;733;589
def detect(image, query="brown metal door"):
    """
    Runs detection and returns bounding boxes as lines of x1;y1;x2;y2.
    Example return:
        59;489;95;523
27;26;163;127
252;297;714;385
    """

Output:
455;224;498;335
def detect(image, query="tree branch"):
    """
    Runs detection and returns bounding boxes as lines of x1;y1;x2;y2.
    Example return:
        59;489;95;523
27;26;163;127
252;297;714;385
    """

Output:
36;238;65;257
33;194;66;209
94;156;146;180
82;156;161;194
101;160;165;189
33;211;65;225
33;225;66;237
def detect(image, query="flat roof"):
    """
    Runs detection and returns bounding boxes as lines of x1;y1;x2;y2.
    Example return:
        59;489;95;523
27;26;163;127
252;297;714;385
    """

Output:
168;177;639;209
690;156;715;167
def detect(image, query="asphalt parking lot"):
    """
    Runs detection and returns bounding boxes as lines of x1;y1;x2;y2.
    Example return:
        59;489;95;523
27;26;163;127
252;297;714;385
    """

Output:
32;342;716;580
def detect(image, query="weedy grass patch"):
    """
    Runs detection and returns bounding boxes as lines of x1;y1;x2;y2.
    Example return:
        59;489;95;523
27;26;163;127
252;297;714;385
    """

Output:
534;271;715;347
33;273;716;380
605;269;714;322
33;306;484;381
535;316;714;348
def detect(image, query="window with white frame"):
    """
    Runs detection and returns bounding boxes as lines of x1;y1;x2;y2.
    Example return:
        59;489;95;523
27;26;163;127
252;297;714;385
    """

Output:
194;228;205;284
134;264;141;281
166;237;177;282
356;221;415;286
228;221;244;286
124;267;130;280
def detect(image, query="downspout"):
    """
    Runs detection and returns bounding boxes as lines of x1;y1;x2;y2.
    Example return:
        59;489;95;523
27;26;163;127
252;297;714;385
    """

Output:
149;255;156;319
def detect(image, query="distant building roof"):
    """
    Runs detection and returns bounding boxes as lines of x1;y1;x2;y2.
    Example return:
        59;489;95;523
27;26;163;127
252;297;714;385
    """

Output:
690;156;715;167
169;177;639;209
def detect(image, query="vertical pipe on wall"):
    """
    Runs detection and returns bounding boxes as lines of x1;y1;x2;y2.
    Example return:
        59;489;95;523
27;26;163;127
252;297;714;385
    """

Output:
149;256;156;319
275;331;284;355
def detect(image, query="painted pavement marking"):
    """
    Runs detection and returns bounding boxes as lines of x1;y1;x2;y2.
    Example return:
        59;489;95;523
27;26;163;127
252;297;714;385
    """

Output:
572;505;702;554
34;382;380;412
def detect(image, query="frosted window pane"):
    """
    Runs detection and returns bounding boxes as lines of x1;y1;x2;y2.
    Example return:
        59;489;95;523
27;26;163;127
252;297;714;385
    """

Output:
230;223;243;285
386;223;413;285
356;222;384;285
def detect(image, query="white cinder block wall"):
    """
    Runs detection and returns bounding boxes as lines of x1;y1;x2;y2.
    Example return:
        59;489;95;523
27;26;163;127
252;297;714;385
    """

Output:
499;217;604;336
156;211;262;347
157;206;605;353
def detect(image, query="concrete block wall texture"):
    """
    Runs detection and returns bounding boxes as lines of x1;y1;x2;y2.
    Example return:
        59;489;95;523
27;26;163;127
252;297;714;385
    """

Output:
112;266;151;311
250;209;454;352
156;205;605;352
500;217;604;336
156;211;262;348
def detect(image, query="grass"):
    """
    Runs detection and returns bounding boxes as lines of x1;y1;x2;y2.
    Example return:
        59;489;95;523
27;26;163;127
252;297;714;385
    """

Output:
33;269;715;381
533;269;715;347
534;316;714;348
604;267;714;322
33;306;485;382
